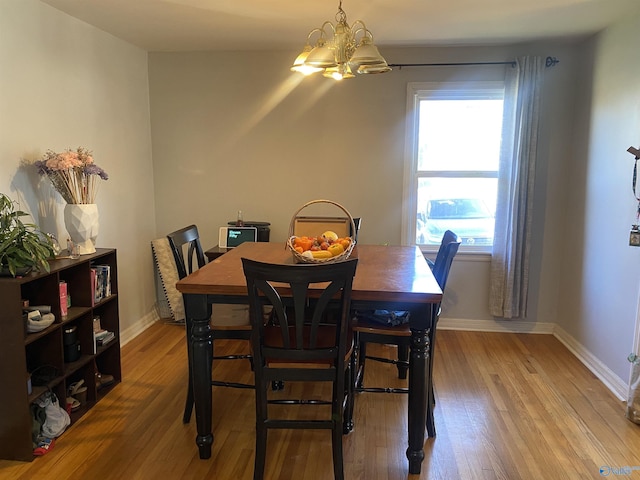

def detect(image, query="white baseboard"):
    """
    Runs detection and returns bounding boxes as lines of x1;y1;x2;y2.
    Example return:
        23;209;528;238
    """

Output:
553;325;627;401
438;316;555;334
120;308;160;347
439;316;627;401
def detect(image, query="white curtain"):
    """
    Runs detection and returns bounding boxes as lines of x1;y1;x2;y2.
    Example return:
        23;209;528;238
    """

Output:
489;56;544;318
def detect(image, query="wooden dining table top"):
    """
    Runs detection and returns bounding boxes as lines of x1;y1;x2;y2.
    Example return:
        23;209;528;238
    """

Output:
176;242;442;304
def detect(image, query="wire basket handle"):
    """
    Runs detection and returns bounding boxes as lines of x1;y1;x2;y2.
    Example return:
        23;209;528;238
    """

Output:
287;199;356;240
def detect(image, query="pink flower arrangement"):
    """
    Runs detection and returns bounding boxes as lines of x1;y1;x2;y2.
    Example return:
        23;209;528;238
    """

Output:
35;147;108;204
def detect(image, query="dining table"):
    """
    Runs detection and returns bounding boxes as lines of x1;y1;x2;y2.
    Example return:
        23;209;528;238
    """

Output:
175;241;443;475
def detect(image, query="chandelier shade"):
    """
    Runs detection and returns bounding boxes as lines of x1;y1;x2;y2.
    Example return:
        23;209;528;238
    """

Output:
350;38;387;66
305;40;338;69
291;1;390;80
290;44;324;74
356;62;391;74
323;64;355;80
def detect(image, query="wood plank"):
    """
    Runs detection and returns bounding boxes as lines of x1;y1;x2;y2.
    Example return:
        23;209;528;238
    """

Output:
2;326;640;479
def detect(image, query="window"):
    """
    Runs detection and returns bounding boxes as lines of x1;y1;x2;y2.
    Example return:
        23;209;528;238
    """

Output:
402;82;505;252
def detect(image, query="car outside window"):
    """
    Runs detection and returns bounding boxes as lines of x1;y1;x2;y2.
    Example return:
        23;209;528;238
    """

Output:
418;197;494;246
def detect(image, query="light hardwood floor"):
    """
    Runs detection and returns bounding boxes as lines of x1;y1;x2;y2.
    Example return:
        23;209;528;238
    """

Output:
2;323;640;479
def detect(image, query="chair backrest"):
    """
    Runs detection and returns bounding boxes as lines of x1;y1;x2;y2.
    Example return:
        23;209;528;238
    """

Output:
293;216;351;238
242;258;358;367
351;217;361;242
167;224;206;280
431;230;461;291
293;216;361;242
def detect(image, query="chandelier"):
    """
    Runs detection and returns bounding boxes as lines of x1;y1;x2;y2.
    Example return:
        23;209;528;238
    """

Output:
290;1;391;80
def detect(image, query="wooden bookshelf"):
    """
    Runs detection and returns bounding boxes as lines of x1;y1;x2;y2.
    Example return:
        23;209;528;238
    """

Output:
0;249;121;461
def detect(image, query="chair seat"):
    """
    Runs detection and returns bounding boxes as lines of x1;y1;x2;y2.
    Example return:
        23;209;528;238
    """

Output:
212;323;252;331
263;325;353;365
211;304;251;327
352;319;412;337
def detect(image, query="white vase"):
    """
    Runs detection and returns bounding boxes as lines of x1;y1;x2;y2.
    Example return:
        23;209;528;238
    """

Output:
64;204;99;255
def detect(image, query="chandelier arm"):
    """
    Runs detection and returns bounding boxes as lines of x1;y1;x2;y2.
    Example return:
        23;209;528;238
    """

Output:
306;27;326;45
352;24;374;44
352;20;367;32
321;20;336;36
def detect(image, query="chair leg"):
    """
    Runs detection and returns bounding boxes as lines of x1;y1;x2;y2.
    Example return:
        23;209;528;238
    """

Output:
332;380;345;480
426;401;436;438
182;382;194;423
426;317;438;436
355;340;366;389
254;382;268;480
427;382;436;435
397;345;409;379
426;356;436;436
253;426;267;480
183;320;194;423
332;422;345;480
431;380;436;408
343;361;354;434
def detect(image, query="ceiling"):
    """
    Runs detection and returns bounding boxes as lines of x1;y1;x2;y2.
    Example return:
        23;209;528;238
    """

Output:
40;0;640;52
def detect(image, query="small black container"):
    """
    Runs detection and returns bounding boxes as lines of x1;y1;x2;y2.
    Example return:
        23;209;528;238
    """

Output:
63;326;80;362
63;325;77;345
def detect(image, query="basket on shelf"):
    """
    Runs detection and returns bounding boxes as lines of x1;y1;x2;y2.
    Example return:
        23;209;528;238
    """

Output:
286;199;356;264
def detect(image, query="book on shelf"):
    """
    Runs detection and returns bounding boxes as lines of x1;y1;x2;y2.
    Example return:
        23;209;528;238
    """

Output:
97;332;115;346
94;329;110;340
91;268;98;306
93;329;116;350
91;264;111;304
59;281;68;317
93;315;102;333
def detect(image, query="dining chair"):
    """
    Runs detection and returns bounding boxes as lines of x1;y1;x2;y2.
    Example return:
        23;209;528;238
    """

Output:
352;230;461;398
267;216;360;394
242;257;358;480
426;229;459;272
167;224;253;424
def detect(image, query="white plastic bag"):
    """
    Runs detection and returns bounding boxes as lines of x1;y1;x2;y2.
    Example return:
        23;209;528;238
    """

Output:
36;391;71;437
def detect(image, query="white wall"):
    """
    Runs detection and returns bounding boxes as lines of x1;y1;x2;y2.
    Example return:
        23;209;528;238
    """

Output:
0;0;157;338
557;12;640;382
148;42;579;326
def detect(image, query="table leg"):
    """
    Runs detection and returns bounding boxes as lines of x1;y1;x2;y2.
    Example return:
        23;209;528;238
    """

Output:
184;293;213;459
406;327;430;475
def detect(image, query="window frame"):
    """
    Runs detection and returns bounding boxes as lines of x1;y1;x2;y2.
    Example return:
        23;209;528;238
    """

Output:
401;81;505;254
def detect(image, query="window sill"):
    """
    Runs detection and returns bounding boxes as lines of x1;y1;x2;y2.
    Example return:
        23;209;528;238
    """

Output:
421;247;491;263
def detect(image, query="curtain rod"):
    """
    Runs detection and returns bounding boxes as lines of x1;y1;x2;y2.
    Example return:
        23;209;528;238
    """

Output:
389;56;559;69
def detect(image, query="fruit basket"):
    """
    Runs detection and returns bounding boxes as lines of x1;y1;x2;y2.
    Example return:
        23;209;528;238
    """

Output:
287;199;356;264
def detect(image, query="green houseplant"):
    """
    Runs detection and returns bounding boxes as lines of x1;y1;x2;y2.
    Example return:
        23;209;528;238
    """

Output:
0;193;55;277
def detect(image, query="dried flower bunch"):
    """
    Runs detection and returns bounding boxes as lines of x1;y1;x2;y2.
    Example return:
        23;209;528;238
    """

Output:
35;147;108;204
